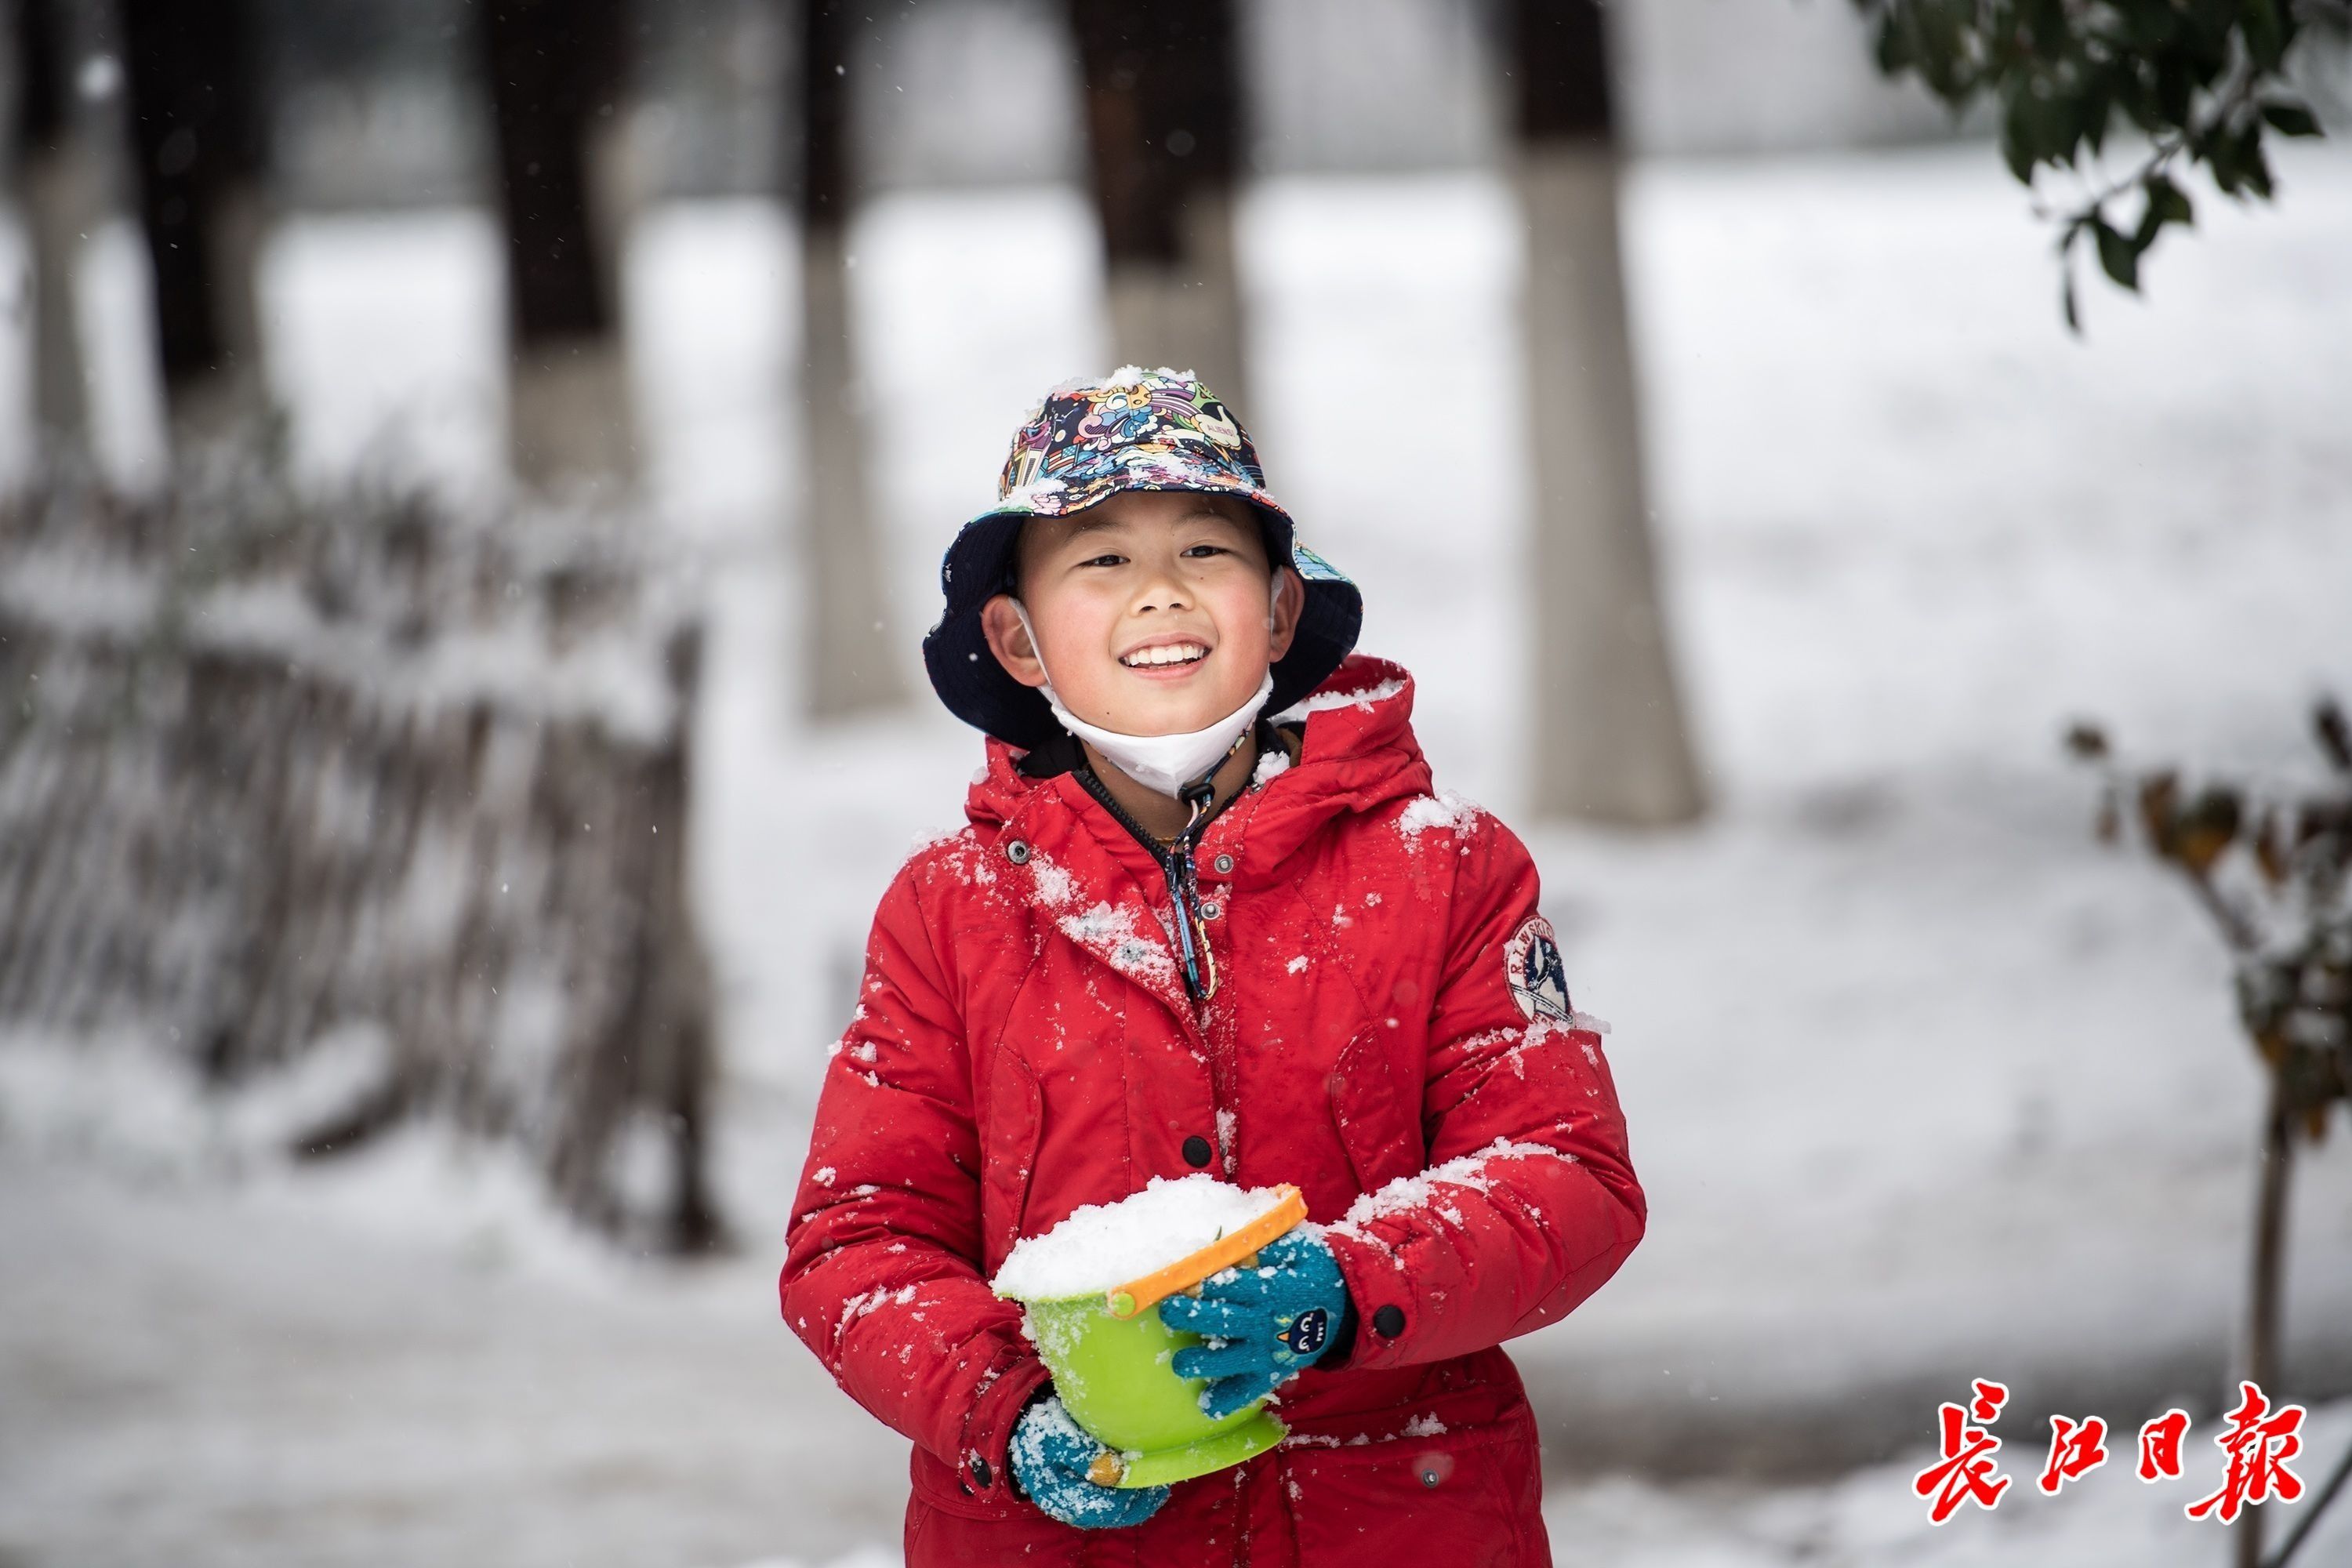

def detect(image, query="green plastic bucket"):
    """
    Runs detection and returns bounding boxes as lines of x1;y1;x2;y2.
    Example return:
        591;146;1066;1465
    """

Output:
1003;1183;1308;1490
1020;1290;1289;1488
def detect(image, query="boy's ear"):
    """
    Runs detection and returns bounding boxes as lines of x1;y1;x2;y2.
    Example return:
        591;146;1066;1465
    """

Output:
981;594;1049;690
1267;568;1305;662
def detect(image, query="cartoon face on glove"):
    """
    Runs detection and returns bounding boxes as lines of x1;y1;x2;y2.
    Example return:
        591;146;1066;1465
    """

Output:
1279;1307;1330;1358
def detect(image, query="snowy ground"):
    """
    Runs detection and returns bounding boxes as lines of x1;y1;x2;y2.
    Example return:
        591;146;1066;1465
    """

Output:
5;141;2352;1564
9;1131;2340;1568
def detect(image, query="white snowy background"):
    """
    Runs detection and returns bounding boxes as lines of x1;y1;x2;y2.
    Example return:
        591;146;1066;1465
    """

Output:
4;136;2351;1565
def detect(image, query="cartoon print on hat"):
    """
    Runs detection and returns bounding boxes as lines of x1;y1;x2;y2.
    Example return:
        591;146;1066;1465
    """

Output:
923;367;1364;750
993;368;1261;518
1504;915;1573;1023
1290;543;1348;583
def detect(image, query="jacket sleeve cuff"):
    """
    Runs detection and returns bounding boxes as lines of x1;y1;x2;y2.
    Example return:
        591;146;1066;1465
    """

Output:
1321;1230;1420;1371
957;1341;1053;1497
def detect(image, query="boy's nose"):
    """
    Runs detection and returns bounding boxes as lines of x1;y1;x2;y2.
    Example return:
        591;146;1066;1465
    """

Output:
1133;572;1189;614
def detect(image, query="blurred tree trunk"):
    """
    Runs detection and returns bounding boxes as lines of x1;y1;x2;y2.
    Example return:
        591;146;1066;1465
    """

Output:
1068;0;1249;410
117;0;270;452
481;0;639;493
10;0;95;455
794;0;903;717
1512;0;1704;826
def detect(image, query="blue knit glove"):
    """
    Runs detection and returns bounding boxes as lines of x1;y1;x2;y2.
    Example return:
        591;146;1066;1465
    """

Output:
1007;1392;1171;1530
1158;1228;1353;1420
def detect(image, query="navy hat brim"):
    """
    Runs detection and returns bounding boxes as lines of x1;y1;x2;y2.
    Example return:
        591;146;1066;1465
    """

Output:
921;489;1363;750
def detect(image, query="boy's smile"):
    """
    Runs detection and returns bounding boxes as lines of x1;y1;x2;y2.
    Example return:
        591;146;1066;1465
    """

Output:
981;490;1305;739
1118;637;1209;671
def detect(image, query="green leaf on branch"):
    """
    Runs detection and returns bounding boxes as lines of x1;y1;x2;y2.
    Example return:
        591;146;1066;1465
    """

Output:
2093;215;2141;291
2123;3;2180;51
2204;124;2245;194
2020;0;2066;48
1850;0;2325;320
1874;11;1914;75
2239;127;2276;199
2001;89;2039;182
2002;81;2085;181
2155;56;2194;126
2136;173;2194;245
2071;67;2121;158
2316;697;2352;775
2259;101;2320;138
2240;0;2287;71
2058;219;2086;332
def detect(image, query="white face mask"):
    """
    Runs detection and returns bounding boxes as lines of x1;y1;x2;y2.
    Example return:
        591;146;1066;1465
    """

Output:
1014;601;1276;799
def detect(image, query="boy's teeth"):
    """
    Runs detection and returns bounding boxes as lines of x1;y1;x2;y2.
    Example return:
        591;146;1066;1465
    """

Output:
1125;644;1206;667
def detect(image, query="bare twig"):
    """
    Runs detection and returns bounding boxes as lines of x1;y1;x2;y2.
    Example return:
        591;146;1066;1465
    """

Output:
2239;1086;2296;1568
2068;707;2352;1568
2187;870;2265;956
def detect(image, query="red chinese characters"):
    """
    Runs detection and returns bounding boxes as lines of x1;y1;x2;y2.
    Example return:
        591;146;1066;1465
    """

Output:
2137;1408;2191;1483
1913;1379;2012;1524
2185;1382;2307;1525
1918;1381;2309;1528
2038;1414;2111;1496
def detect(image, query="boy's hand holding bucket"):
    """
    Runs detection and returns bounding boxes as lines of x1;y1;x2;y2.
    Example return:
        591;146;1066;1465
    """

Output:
993;1177;1331;1504
1156;1229;1352;1418
1008;1394;1172;1530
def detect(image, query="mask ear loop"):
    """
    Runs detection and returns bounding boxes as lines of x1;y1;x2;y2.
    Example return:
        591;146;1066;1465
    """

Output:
1008;599;1060;708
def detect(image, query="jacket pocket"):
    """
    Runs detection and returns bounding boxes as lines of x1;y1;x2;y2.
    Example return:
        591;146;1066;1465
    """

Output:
904;1494;1087;1565
1328;1022;1425;1196
979;1049;1044;1270
1280;1403;1544;1567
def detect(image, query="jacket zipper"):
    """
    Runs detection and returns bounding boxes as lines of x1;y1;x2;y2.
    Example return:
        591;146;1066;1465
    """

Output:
1075;768;1221;1004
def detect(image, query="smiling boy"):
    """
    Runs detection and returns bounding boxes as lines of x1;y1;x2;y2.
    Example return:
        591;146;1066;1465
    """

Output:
982;488;1297;842
783;368;1645;1565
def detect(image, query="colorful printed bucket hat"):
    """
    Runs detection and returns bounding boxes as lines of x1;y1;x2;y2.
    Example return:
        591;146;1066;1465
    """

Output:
923;367;1363;750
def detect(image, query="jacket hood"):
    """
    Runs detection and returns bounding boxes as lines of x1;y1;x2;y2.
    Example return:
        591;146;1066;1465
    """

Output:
964;655;1432;876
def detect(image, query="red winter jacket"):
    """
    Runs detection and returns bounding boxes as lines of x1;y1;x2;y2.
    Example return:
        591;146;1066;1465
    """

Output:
782;657;1645;1566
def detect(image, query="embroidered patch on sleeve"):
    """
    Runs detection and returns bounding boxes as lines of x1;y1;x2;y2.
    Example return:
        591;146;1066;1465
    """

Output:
1504;914;1572;1022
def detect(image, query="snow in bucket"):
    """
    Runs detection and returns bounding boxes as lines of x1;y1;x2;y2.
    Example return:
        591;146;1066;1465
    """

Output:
992;1174;1290;1302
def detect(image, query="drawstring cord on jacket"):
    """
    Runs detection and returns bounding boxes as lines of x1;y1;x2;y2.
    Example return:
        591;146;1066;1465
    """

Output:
1167;779;1220;1003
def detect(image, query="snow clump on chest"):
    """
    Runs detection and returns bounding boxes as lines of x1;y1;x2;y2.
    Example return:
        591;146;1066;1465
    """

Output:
1057;901;1178;988
992;1174;1291;1301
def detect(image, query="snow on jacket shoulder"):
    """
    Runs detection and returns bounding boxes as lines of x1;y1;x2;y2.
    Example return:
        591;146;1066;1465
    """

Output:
781;656;1646;1566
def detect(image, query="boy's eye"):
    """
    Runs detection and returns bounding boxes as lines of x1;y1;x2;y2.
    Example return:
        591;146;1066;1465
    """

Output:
1077;553;1127;568
1181;544;1229;558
